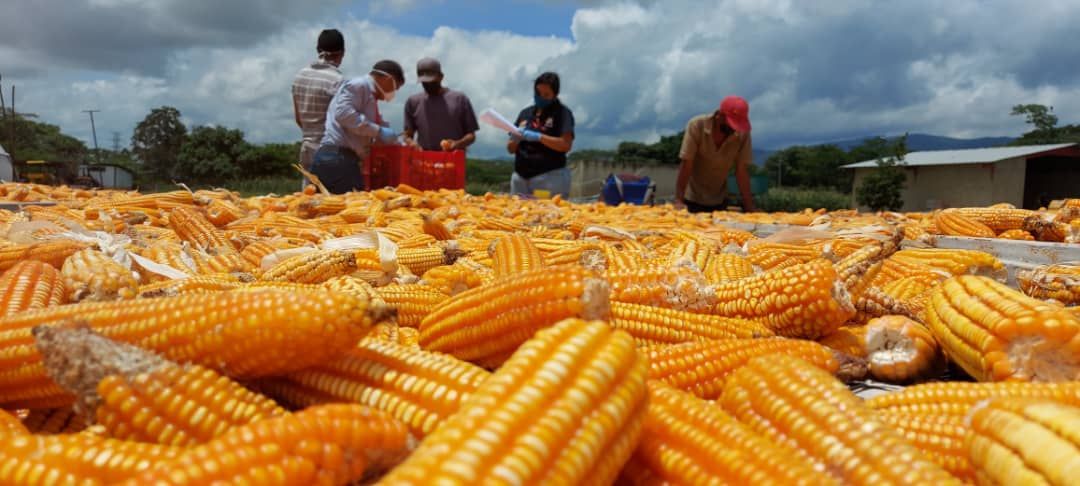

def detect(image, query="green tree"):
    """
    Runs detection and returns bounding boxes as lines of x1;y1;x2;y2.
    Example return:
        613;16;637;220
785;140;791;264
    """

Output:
764;144;850;193
238;142;300;178
132;106;188;181
174;125;251;184
0;113;87;162
1009;103;1080;145
855;134;908;211
1011;104;1058;132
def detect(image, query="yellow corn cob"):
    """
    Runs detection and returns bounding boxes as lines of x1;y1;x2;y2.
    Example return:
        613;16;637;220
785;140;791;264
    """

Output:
398;326;419;347
0;432;182;484
1017;262;1080;306
850;286;921;324
20;406;88;434
620;381;839;486
421;213;454;240
260;249;356;284
901;223;930;241
375;284;446;328
60;248;138;302
864;315;944;383
0;239;91;273
204;199;246;227
1024;215;1069;242
645;338;853;399
818;324;868;357
419;265;610;367
891;248;1004;277
136;272;250;298
377;318;648;485
877;412;974;481
122;403;412;485
865;381;1080;416
872;257;951;287
606;265;717;312
544;242;601;267
34;325;286;447
997;228;1035;240
489;233;545;278
609;301;774;346
881;274;943;301
720;355;961;485
703;252;755;283
476;215;527;232
199;249;252;274
0;261;66;317
419;263;485;296
169;206;235;252
1;409;26;436
295;195;347;218
953;207;1038;232
712;259;855;339
666;236;713;270
0;289;391;408
257;339;489;437
924;275;1080;382
395;233;439;249
835;247;887;303
398;245;461;275
238;239;287;268
964;398;1080;486
934;210;996;237
321;274;384;302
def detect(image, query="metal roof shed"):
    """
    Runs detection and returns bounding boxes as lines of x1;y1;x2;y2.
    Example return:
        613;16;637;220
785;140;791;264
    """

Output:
841;143;1080;211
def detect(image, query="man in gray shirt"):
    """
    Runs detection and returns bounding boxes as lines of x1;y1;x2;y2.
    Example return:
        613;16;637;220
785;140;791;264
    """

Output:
403;57;479;152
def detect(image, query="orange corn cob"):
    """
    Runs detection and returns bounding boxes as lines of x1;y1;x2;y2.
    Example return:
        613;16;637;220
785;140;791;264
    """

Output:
703;252;755;283
606;265;717;312
0;432;182;484
934;211;996;237
818;324;868;357
850;286;920;324
260;249;356;284
712;259;855;339
609;301;774;346
421;214;454;240
645;338;855;399
375;284;446;328
0;240;91;273
377;319;648;485
877;412;974;481
204;199;246;227
60;248;138;302
395;233;439;249
891;248;1004;277
136;272;250;298
169;206;235;252
1017;262;1080;306
34;325;286;447
872;257;950;287
0;289;391;408
363;321;402;343
720;355;961;485
0;409;28;435
881;274;943;301
257;339;489;437
123;403;413;485
864;315;944;383
398;245;461;275
20;407;87;434
239;239;292;268
666;235;713;270
321;274;384;302
865;381;1080;416
953;207;1038;232
621;382;839;486
924;275;1080;382
997;228;1035;240
489;233;544;278
398;326;419;347
543;242;601;267
964;399;1080;486
1024;215;1069;242
476;215;527;232
419;263;485;296
419;265;610;368
295;195;346;218
0;261;66;317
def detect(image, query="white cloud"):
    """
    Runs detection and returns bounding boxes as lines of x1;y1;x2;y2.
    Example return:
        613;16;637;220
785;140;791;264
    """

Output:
7;0;1080;161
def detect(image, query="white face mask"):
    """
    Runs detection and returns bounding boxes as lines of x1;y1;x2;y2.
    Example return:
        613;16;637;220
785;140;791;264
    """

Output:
372;70;398;102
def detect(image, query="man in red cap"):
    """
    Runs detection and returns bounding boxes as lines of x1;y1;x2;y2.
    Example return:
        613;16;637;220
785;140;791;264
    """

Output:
674;95;758;213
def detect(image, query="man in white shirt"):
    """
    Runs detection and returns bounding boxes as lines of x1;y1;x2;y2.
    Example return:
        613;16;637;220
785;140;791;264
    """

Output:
292;29;345;190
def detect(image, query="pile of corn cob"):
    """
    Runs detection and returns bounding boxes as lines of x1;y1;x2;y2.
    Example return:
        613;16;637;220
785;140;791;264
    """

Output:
0;180;1077;485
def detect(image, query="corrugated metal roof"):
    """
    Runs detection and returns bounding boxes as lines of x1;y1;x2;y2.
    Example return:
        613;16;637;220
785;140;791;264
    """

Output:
841;143;1078;168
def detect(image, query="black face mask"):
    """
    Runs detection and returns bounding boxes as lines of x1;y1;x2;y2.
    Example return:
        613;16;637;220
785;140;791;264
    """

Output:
422;82;441;96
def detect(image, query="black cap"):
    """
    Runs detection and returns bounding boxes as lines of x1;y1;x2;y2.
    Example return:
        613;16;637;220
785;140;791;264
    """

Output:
317;29;344;53
371;60;406;86
417;57;442;82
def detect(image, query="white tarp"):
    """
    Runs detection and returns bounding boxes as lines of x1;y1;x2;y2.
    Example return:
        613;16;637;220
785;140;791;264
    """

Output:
0;143;13;182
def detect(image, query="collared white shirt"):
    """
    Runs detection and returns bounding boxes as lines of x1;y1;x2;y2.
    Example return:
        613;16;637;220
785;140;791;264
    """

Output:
321;74;384;158
291;61;343;144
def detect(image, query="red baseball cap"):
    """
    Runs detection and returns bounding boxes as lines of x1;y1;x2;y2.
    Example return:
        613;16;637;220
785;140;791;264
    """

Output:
719;95;751;132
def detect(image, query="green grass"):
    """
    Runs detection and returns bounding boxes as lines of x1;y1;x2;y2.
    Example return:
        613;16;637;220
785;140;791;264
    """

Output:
757;187;851;212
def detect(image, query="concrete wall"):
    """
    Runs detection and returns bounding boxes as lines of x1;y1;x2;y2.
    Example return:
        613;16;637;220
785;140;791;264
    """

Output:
851;157;1027;211
568;160;678;201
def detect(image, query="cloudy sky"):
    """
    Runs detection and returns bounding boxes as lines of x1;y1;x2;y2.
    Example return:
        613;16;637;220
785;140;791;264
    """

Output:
2;0;1078;159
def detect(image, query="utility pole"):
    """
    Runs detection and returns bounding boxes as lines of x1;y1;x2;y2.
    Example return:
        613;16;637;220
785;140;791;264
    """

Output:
82;109;101;164
111;132;122;152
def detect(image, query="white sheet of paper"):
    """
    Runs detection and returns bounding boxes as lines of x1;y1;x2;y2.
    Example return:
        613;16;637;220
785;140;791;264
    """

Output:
479;108;521;135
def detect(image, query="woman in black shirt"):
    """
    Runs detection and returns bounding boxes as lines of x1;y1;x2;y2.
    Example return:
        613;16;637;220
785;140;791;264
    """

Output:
506;72;575;197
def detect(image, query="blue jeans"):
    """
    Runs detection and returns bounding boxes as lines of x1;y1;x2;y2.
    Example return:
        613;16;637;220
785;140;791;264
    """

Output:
510;167;571;197
311;145;364;194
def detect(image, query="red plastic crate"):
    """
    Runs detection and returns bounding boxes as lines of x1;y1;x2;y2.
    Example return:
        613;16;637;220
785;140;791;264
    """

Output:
364;146;465;191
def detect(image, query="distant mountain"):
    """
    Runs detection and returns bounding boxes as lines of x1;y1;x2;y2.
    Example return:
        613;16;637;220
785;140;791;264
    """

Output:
752;133;1015;166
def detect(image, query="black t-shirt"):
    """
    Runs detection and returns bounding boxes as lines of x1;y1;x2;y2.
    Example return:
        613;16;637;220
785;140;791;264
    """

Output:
513;102;575;179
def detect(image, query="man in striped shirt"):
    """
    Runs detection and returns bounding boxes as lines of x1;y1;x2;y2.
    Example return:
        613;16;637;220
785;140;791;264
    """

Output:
292;29;345;189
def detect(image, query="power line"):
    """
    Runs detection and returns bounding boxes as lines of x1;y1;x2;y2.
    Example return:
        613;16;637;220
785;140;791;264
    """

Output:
112;132;122;152
82;109;101;164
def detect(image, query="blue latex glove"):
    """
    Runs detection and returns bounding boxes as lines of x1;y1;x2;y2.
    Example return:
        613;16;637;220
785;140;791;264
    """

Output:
377;126;398;143
508;131;524;142
521;129;542;142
